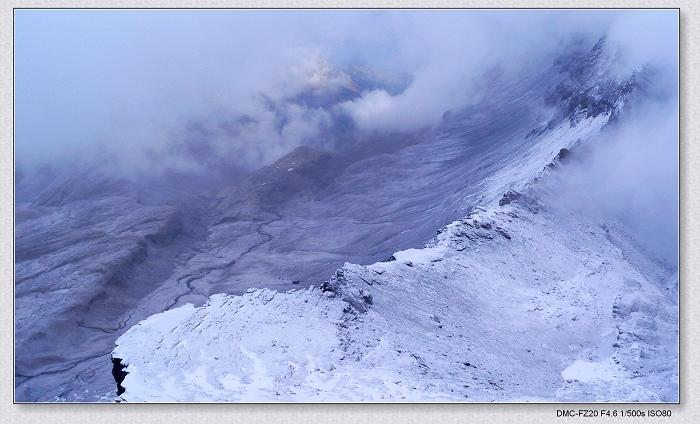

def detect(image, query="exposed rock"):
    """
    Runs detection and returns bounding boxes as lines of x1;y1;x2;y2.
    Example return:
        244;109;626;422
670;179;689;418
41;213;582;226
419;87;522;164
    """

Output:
499;190;522;206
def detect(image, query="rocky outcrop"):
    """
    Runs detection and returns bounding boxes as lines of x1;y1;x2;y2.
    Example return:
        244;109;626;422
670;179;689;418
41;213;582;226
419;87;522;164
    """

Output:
545;37;638;125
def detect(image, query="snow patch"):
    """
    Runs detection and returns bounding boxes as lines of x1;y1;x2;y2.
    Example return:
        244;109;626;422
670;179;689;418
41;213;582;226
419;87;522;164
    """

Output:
562;357;624;384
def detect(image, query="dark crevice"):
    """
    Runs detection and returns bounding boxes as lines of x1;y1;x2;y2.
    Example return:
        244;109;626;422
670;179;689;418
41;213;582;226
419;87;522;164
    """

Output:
111;357;128;396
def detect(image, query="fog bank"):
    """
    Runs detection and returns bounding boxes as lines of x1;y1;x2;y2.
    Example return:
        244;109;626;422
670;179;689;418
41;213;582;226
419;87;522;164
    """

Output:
15;9;628;178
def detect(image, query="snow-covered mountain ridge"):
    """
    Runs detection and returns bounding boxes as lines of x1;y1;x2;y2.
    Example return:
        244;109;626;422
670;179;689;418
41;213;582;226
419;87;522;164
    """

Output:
113;173;678;401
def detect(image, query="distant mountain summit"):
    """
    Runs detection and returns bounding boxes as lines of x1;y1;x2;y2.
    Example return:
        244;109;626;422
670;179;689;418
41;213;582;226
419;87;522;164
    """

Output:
341;64;413;96
295;57;413;108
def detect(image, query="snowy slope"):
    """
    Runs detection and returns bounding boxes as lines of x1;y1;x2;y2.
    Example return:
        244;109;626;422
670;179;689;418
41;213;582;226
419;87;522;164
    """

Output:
112;92;678;401
113;180;677;402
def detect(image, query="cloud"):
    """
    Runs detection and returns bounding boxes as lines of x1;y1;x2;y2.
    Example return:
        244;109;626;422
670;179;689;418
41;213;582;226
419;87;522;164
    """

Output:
545;10;679;266
14;9;673;180
557;84;679;265
605;10;679;76
339;10;623;131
